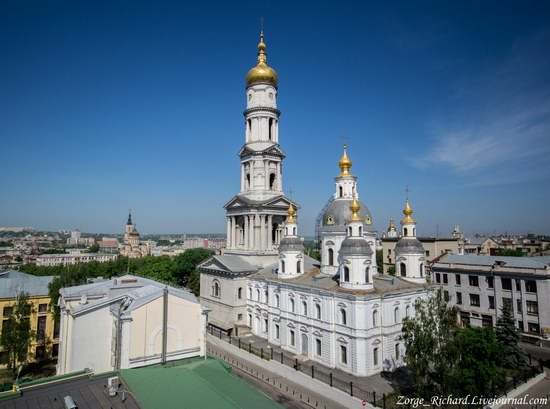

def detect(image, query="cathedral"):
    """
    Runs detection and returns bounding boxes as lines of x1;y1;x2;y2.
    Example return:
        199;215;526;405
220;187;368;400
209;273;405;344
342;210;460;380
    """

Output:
199;32;429;376
120;211;150;258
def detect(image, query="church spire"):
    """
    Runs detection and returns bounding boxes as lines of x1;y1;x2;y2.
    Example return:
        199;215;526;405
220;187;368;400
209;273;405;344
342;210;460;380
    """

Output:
127;210;132;226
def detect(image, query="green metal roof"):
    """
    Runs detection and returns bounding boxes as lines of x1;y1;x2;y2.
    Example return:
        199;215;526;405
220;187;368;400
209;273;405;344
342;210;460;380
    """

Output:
120;357;283;409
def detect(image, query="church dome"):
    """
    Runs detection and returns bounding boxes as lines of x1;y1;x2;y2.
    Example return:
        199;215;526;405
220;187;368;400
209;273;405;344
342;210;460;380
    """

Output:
339;237;373;256
395;237;424;254
279;236;304;252
319;199;374;233
246;33;278;88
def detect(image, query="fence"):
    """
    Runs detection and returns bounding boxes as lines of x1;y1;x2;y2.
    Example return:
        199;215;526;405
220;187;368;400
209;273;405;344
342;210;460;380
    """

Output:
208;326;374;403
209;326;547;409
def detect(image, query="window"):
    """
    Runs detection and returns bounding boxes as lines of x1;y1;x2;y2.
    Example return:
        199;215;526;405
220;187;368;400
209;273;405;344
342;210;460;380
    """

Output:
52;343;59;357
35;346;45;361
265;290;268;303
502;297;513;311
469;276;479;287
275;324;280;339
518;321;524;332
339;186;343;197
482;315;493;328
340;345;347;364
405;305;410;317
400;263;407;277
501;278;512;291
516;280;521;292
53;319;60;339
488;296;495;309
443;274;448;284
526;301;538;315
38;304;48;314
297;261;301;273
275;294;280;308
365;267;370;283
316;339;322;356
290;298;295;313
373;347;379;366
426;250;430;257
263;319;268;333
238;287;243;299
340;308;347;325
238;313;243;321
469;294;480;307
248;287;252;299
256;289;260;301
302;301;308;316
290;330;295;346
3;307;12;317
456;292;462;305
269;173;275;189
525;280;537;293
328;248;334;266
37;316;46;342
248;314;252;326
343;266;349;282
435;273;441;283
486;276;494;288
517;299;522;313
404;228;408;236
419;263;424;277
372;310;378;326
281;260;285;273
455;274;461;285
444;290;450;302
528;322;540;334
395;343;400;360
315;304;321;319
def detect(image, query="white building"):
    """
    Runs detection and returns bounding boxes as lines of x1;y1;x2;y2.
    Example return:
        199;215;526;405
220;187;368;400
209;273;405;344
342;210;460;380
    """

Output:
57;275;208;374
199;32;429;377
36;252;117;266
432;254;550;339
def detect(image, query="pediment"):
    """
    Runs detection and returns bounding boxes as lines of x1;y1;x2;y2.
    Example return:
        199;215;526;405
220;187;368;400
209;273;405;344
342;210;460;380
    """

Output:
224;195;253;210
238;143;286;158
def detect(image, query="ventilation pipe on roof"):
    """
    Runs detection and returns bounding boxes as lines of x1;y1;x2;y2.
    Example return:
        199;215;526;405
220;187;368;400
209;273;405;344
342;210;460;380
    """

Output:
161;286;168;365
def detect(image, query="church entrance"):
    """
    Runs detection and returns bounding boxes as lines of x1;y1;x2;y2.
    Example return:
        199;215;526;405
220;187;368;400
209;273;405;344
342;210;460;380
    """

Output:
301;334;308;356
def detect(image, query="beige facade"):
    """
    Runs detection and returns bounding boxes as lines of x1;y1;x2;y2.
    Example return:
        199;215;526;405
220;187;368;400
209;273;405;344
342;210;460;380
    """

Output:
381;237;460;274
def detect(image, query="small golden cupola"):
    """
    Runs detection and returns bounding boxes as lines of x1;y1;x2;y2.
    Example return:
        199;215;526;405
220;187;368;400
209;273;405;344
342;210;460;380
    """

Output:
388;219;396;232
401;199;416;224
337;144;353;177
286;201;297;223
246;32;279;88
348;197;363;222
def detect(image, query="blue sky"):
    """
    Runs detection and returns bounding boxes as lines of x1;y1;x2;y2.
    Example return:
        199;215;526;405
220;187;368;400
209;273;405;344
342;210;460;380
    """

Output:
1;1;549;236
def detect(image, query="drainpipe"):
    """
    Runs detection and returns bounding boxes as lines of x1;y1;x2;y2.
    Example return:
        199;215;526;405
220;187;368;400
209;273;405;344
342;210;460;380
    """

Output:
161;287;168;364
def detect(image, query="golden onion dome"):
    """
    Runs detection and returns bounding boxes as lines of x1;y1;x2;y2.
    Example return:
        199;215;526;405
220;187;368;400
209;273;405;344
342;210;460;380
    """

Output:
348;197;363;222
388;218;396;232
401;199;416;224
246;32;279;88
286;201;297;223
337;144;353;177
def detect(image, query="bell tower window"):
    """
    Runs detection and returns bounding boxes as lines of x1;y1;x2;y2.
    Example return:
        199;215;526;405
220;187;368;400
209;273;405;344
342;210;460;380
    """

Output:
343;266;350;282
400;263;407;277
246;174;251;190
328;248;334;266
269;118;273;141
339;186;343;197
269;173;276;190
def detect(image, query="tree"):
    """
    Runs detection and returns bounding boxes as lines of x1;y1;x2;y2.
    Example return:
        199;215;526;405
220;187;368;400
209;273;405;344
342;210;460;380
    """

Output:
400;288;459;397
452;327;505;397
496;303;527;369
498;249;523;257
173;248;212;294
387;265;396;276
376;249;383;270
88;243;100;253
0;292;35;374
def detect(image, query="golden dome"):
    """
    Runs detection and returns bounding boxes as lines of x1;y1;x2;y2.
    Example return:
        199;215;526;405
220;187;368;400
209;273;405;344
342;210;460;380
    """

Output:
286;201;297;223
348;197;363;222
246;32;279;88
388;218;396;232
401;199;416;224
337;144;353;178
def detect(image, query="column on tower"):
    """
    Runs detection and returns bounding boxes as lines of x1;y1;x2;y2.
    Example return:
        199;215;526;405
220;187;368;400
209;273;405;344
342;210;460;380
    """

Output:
241;164;245;191
267;215;273;249
244;215;249;249
226;217;231;248
254;215;260;249
276;162;281;191
259;214;265;249
264;160;269;190
250;160;255;190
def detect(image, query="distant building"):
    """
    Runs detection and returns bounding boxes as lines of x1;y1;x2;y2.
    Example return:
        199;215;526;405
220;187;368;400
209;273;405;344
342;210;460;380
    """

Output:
120;212;150;258
36;252;117;266
432;254;550;339
66;229;96;246
57;275;208;374
0;227;34;233
206;237;226;251
98;240;119;253
0;270;58;366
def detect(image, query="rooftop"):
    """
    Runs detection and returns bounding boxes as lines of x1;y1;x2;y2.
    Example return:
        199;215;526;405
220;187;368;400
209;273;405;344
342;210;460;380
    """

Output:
435;254;550;269
0;270;56;299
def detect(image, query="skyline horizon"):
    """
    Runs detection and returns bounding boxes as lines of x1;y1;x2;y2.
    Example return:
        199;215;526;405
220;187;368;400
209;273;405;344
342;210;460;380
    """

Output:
2;2;550;237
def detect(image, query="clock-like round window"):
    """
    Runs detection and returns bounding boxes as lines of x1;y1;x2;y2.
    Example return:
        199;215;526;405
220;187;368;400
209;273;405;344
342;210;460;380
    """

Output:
327;216;334;225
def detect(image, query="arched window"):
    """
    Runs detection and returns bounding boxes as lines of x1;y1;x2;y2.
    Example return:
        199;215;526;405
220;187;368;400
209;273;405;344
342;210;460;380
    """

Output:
348;227;352;236
400;263;407;277
264;290;268;303
339;186;343;197
268;118;273;140
293;227;296;235
359;226;362;236
394;307;400;323
405;305;410;318
212;280;220;297
372;310;378;327
365;267;370;283
297;261;301;273
248;287;252;299
328;248;334;266
340;308;347;325
419;263;424;277
395;343;400;360
246;173;251;190
269;173;276;190
302;301;308;316
238;287;243;299
275;294;280;307
281;260;285;273
315;303;321;319
343;266;350;282
256;289;260;301
404;228;408;236
290;298;295;312
413;228;416;236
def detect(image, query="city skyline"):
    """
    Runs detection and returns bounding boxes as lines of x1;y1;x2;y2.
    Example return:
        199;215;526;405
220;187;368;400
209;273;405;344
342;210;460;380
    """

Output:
2;1;550;236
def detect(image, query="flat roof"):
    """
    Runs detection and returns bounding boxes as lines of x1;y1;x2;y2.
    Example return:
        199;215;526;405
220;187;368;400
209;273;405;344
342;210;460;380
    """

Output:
120;357;283;409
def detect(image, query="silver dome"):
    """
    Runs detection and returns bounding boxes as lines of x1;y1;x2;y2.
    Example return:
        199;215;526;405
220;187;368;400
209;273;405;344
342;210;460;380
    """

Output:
339;237;373;256
319;198;375;233
395;237;424;254
279;236;304;252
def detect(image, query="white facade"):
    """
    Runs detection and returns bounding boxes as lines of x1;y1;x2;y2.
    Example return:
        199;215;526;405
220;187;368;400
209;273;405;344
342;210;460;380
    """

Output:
36;252;117;266
57;275;207;374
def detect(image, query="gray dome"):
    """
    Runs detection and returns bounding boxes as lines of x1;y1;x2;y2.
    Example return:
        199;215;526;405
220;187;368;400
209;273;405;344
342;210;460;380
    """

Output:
319;198;375;233
279;236;304;252
339;237;373;256
395;237;424;254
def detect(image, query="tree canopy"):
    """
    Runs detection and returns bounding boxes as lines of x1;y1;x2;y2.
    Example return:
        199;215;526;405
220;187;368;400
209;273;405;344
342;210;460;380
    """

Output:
496;303;527;369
